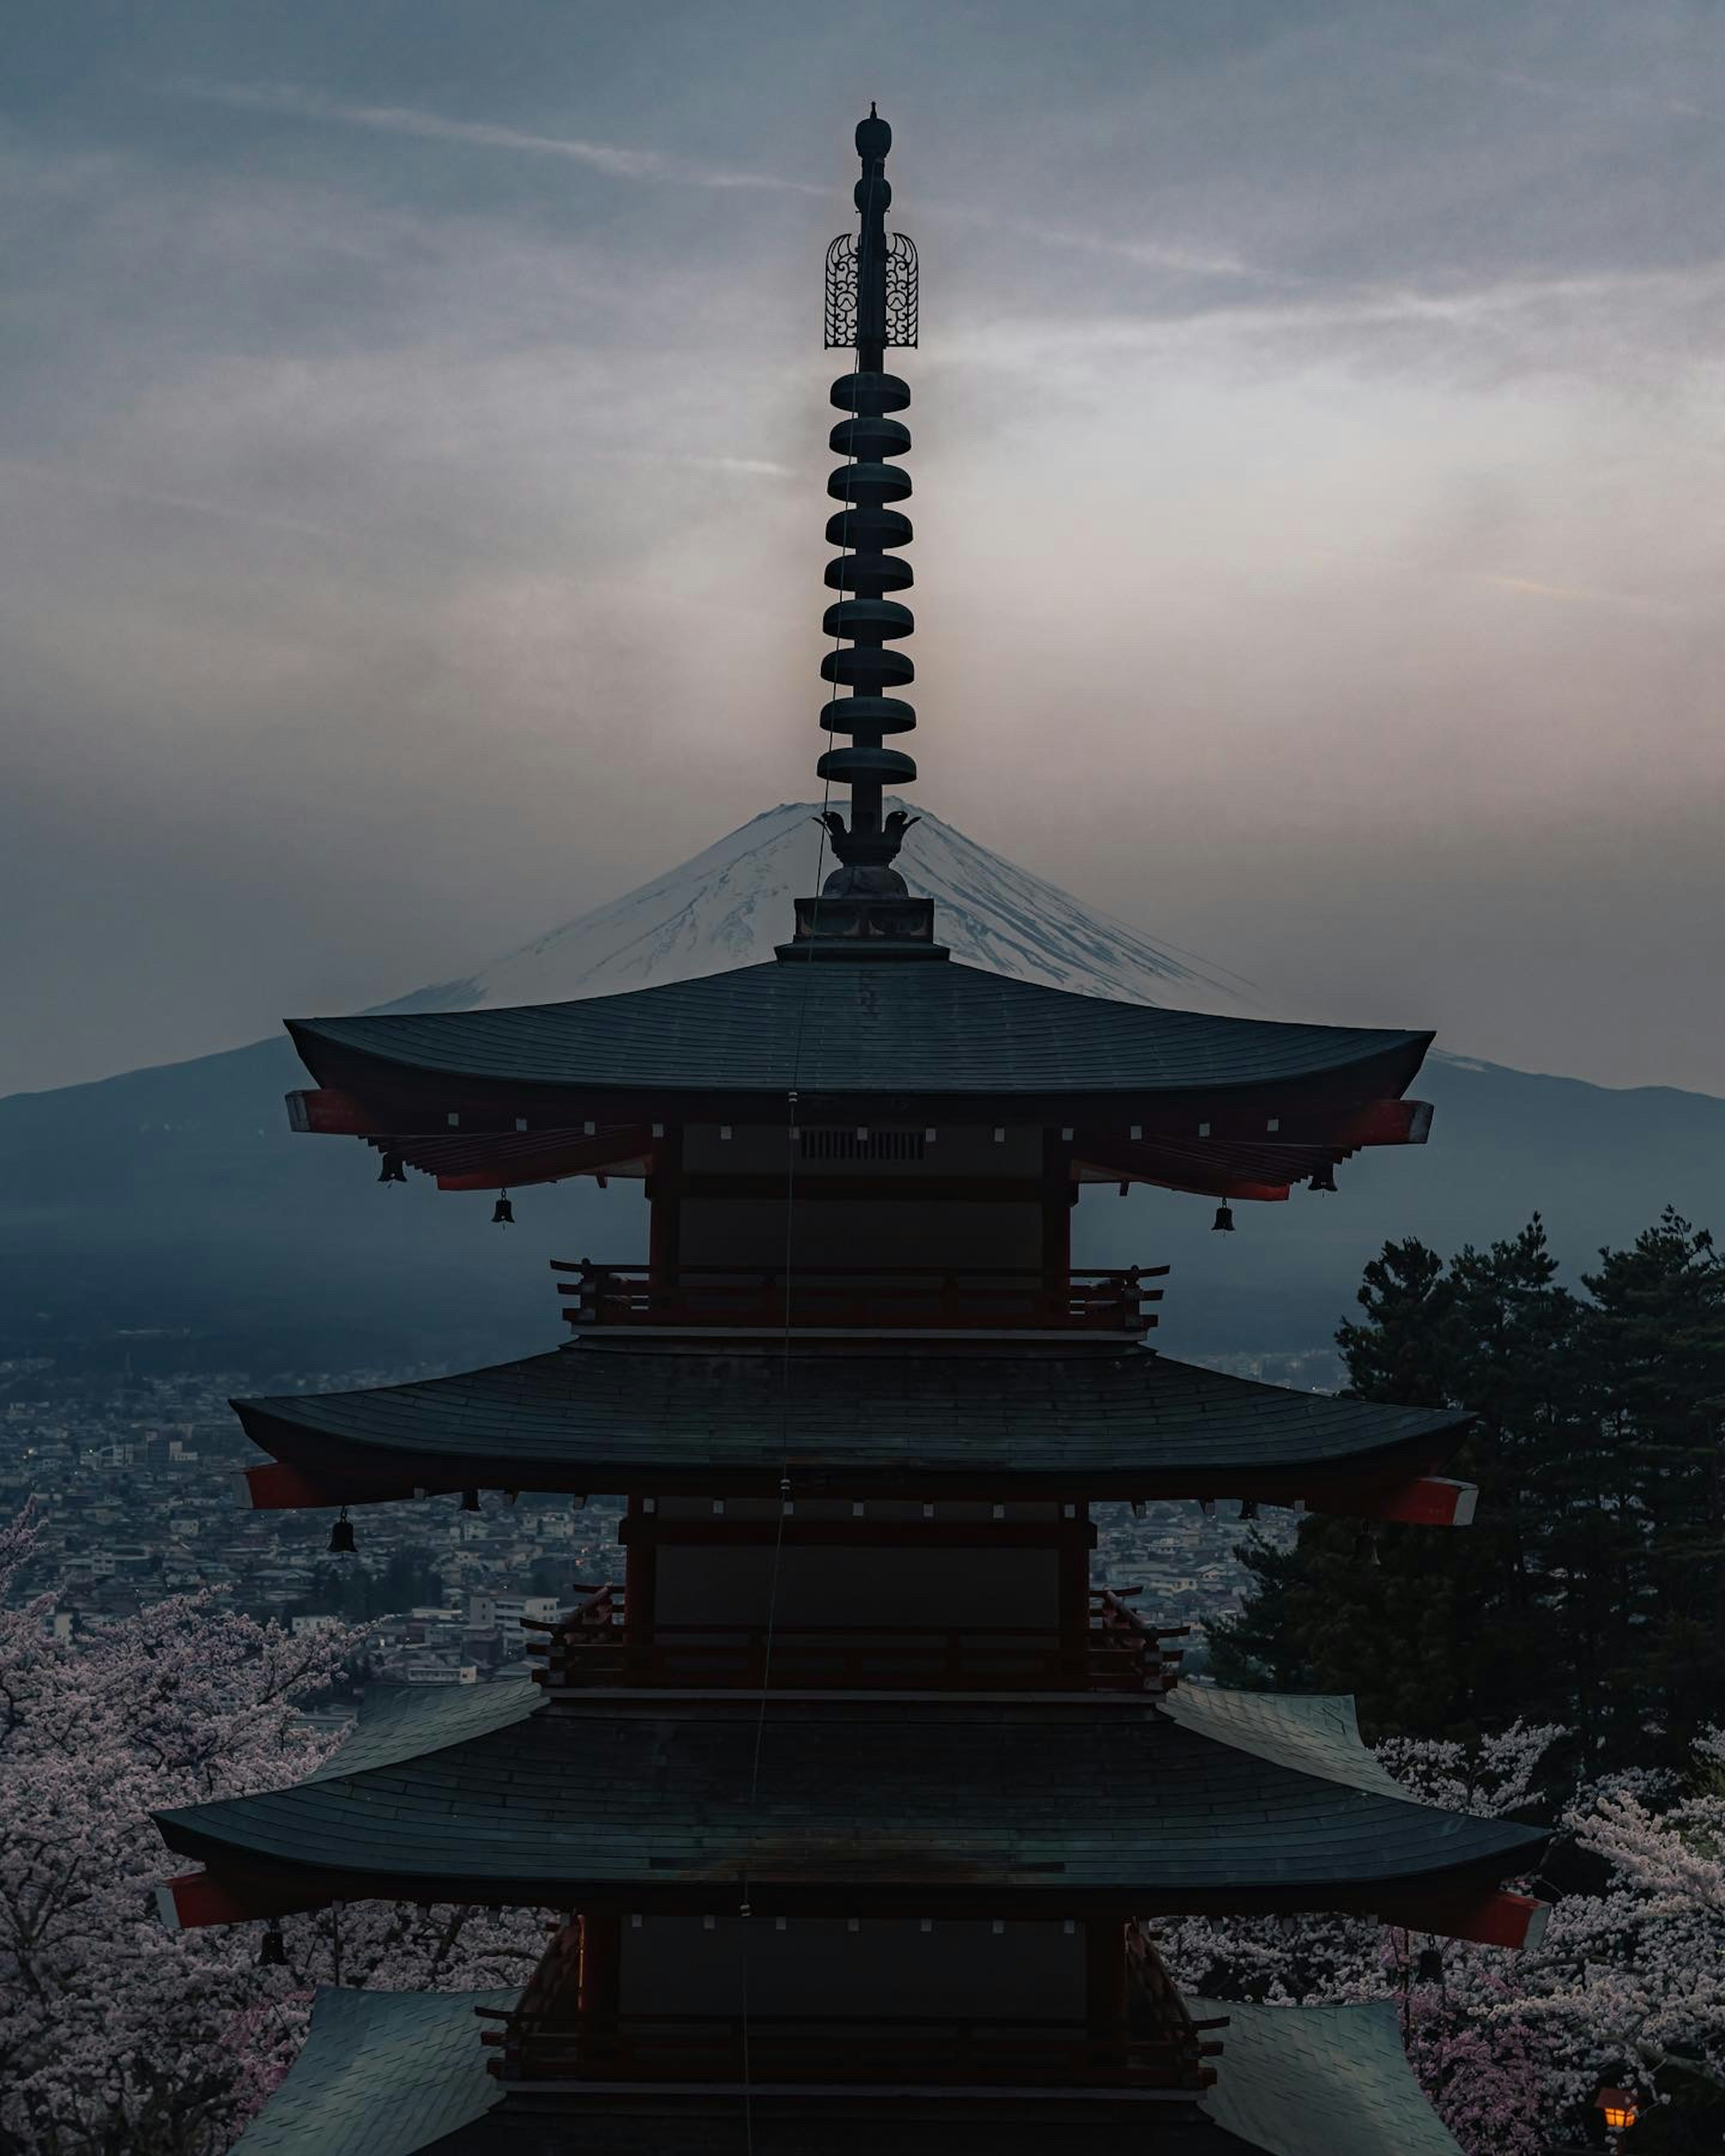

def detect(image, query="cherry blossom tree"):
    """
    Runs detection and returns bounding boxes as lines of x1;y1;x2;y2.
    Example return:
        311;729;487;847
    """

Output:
9;1489;1725;2155
1159;1718;1725;2152
0;1507;545;2156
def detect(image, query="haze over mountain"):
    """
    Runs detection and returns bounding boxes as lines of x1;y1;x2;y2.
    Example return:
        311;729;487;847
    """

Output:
2;805;1718;1374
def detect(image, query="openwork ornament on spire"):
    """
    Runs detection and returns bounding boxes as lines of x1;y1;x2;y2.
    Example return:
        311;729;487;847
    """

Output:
824;102;918;353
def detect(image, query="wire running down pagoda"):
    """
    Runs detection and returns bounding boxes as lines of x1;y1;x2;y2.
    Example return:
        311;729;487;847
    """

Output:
155;112;1548;2155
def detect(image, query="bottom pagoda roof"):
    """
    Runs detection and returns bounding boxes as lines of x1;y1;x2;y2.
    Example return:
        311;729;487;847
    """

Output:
232;1340;1472;1507
156;1681;1542;1928
234;1984;1463;2156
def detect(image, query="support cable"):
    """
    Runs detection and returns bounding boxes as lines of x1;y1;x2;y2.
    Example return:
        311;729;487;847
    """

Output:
737;142;891;2156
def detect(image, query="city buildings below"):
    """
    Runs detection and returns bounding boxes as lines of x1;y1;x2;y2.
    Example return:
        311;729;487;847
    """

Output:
0;1355;1286;1668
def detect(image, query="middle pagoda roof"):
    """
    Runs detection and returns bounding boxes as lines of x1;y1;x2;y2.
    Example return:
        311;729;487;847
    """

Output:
155;1679;1543;1932
235;1342;1470;1509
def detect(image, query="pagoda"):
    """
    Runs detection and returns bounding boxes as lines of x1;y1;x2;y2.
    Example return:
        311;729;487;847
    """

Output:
155;113;1548;2155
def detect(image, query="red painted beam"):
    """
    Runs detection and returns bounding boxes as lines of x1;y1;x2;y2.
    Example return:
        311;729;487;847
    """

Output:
1381;1890;1549;1952
285;1088;657;1190
243;1462;439;1510
1306;1476;1479;1529
1078;1098;1433;1150
1080;1165;1292;1202
1333;1098;1433;1148
244;1462;341;1510
288;1090;1433;1153
286;1088;391;1136
287;1091;654;1169
154;1870;327;1929
435;1138;653;1191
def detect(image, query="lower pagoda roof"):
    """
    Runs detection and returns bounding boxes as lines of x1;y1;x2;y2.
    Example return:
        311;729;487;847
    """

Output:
234;1341;1473;1511
234;1984;1462;2156
156;1681;1542;1930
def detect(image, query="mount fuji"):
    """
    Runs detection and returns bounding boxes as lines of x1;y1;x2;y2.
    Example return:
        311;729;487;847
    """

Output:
3;804;1720;1374
384;802;1252;1018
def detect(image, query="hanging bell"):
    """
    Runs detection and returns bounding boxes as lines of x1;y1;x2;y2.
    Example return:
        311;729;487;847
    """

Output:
1309;1165;1338;1194
328;1507;356;1555
377;1152;407;1185
492;1190;515;1226
1416;1947;1444;1984
460;1488;481;1513
258;1922;288;1969
1212;1202;1235;1233
1238;1497;1259;1523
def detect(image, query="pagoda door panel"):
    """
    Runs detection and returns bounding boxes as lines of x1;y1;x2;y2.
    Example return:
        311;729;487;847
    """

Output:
651;1542;1061;1630
619;1916;1086;2021
675;1197;1044;1272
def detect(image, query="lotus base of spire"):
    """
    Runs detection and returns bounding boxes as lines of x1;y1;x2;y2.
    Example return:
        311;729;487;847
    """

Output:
776;892;948;960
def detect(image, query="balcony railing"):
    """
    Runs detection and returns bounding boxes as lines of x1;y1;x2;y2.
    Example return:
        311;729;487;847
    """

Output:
552;1261;1165;1335
526;1584;1188;1697
480;2010;1219;2090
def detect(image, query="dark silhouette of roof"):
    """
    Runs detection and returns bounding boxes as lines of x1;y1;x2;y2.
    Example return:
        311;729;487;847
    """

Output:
286;959;1432;1114
234;1984;1461;2155
158;1682;1540;1912
233;1342;1468;1500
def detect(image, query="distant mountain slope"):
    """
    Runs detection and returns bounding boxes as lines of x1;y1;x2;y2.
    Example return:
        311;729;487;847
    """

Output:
2;808;1718;1370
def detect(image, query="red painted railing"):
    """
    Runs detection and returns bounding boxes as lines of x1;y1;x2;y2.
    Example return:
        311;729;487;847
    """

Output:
552;1260;1165;1334
480;2010;1217;2089
526;1585;1187;1697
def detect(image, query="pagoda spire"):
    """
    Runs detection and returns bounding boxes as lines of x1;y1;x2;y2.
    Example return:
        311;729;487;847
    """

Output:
817;107;920;895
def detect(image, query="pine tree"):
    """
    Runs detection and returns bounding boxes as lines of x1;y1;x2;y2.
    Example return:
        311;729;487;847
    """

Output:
1580;1210;1725;1768
1214;1220;1585;1746
1214;1209;1725;1776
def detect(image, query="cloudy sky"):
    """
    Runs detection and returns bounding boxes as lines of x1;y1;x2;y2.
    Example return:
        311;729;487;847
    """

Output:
4;0;1723;1098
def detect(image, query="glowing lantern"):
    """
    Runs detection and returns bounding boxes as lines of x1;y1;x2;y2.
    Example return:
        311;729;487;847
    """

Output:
1595;2087;1638;2131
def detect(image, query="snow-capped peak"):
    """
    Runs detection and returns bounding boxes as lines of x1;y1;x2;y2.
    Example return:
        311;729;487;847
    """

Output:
391;801;1254;1016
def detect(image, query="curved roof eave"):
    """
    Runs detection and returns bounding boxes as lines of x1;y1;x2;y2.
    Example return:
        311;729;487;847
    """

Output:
234;1985;1460;2156
283;960;1433;1112
235;1985;1460;2156
155;1689;1544;1911
230;1346;1471;1504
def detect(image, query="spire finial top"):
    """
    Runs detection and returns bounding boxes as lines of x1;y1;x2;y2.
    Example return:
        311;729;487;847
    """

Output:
855;105;891;161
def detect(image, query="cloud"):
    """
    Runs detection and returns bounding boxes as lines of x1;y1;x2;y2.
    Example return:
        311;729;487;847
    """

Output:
1473;574;1689;620
1416;51;1725;129
938;205;1275;285
5;0;1725;1101
0;457;347;543
168;80;825;196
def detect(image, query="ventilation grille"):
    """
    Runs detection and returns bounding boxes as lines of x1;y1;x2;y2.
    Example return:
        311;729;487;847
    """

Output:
798;1127;926;1163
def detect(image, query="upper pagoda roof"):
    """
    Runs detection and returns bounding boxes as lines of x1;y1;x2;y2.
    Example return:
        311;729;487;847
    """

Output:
235;1985;1461;2155
233;1340;1470;1507
286;959;1432;1120
156;1680;1541;1925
